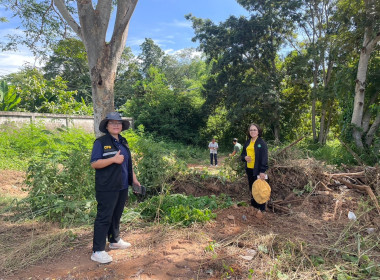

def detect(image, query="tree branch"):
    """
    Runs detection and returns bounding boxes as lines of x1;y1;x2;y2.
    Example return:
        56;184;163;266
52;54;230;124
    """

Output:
95;0;113;34
365;30;380;50
53;0;81;39
110;0;138;56
365;111;380;146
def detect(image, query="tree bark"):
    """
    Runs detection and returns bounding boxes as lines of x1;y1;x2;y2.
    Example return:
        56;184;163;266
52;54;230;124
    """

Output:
54;0;138;137
351;0;380;149
365;113;380;146
319;104;326;144
311;62;318;142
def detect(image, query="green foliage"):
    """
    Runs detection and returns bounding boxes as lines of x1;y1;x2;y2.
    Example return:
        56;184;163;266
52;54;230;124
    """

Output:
129;193;232;226
3;67;93;115
138;38;166;75
187;0;302;143
123;127;187;191
22;146;96;225
43;38;92;103
114;47;143;108
121;67;204;145
220;155;245;180
0;0;67;55
0;80;21;111
306;138;357;166
0;123;95;170
0;124;96;225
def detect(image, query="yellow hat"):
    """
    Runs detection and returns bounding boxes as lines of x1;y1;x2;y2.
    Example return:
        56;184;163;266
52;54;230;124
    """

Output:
252;179;271;204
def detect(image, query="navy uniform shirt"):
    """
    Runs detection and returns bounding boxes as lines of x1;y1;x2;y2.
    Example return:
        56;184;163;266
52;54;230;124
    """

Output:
91;136;129;190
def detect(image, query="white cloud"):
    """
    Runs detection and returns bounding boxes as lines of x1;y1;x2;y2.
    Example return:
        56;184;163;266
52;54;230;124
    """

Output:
0;50;43;76
171;19;192;28
126;37;146;48
0;27;25;38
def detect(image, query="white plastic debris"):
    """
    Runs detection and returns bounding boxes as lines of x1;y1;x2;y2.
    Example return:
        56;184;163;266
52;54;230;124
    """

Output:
348;211;357;221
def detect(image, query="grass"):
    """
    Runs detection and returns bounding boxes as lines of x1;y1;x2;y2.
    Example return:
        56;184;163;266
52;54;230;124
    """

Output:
0;220;84;276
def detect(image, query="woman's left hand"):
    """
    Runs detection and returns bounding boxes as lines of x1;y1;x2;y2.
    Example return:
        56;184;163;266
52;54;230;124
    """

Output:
259;173;266;180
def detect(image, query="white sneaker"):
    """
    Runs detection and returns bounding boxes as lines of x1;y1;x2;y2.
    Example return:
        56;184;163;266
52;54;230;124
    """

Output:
91;251;112;263
109;239;131;249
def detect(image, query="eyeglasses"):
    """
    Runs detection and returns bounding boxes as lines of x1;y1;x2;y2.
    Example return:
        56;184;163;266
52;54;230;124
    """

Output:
108;121;122;126
249;129;258;131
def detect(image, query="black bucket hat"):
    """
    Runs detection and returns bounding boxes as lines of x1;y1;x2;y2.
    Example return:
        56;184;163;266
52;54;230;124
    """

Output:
99;112;130;133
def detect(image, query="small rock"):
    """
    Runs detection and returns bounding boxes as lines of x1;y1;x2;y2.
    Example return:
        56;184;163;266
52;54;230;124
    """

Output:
246;249;257;257
227;215;235;220
240;255;254;261
366;228;376;234
242;215;247;221
205;269;214;275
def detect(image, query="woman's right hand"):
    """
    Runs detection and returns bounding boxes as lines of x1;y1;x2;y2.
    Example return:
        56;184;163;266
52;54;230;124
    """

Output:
113;150;124;164
245;156;251;163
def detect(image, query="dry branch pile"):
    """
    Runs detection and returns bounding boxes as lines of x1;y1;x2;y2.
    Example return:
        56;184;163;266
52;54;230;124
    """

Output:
267;157;379;215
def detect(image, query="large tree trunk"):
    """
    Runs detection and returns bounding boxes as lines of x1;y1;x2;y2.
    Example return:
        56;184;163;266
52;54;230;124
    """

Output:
350;0;380;149
351;43;372;149
90;52;118;136
54;0;138;137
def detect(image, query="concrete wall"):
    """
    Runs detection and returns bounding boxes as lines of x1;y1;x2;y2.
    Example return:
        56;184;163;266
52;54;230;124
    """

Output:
0;111;133;133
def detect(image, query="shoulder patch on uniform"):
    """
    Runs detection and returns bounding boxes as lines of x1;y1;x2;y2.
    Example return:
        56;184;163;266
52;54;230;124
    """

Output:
104;146;112;149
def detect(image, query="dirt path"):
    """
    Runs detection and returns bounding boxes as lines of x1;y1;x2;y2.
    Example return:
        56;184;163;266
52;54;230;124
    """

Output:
1;165;378;279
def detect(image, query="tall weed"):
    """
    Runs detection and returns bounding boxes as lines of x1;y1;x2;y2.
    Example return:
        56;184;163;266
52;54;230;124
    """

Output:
0;123;94;170
123;128;187;192
22;145;96;226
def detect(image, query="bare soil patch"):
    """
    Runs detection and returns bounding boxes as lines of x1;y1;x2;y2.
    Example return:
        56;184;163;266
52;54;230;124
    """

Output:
0;170;28;198
1;161;379;280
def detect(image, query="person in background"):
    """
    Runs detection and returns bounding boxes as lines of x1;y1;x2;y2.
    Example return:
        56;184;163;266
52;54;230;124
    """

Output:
208;138;219;166
229;138;242;157
90;112;141;264
241;123;268;218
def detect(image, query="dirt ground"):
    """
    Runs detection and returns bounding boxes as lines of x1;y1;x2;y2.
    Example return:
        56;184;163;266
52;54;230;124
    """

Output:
0;159;379;280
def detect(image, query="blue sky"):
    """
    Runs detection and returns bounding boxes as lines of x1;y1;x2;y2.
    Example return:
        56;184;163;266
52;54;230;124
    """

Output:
0;0;249;76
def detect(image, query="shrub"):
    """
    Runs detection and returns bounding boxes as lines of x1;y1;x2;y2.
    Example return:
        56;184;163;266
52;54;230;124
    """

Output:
123;128;187;192
0;123;94;170
127;193;233;226
23;145;96;226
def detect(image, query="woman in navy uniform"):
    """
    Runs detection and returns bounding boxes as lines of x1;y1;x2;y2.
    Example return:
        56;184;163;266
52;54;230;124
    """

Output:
90;112;141;263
